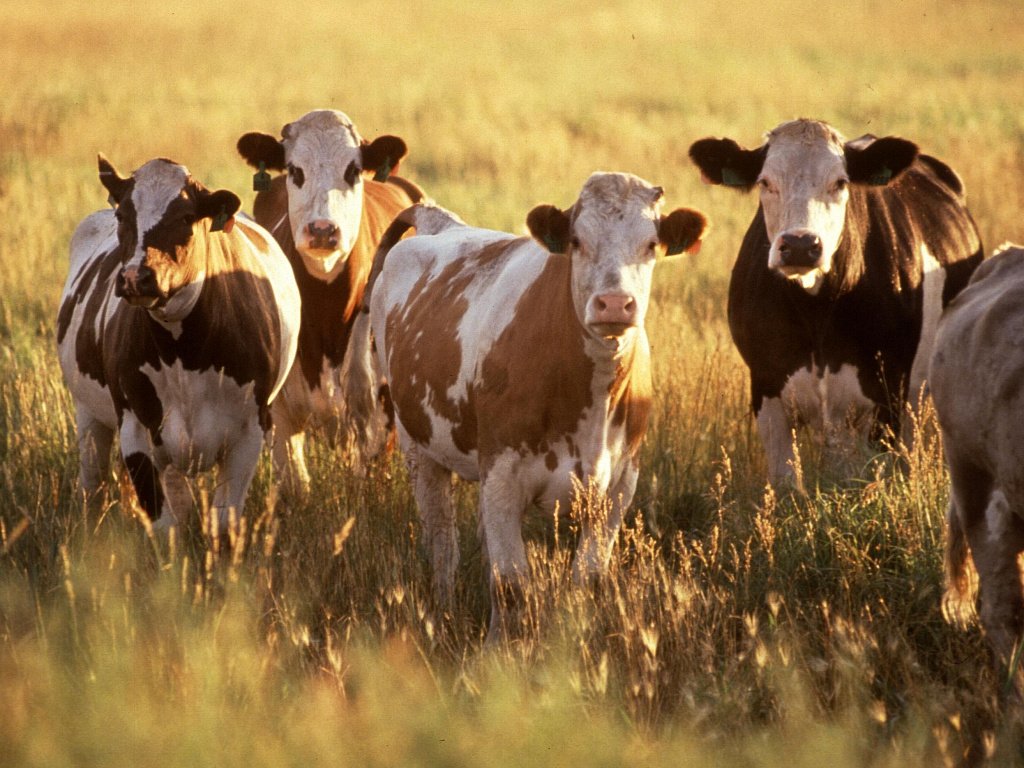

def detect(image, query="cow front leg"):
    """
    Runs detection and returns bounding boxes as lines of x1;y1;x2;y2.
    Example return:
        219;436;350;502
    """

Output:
76;411;115;513
209;421;264;538
120;413;175;527
571;462;636;586
405;444;459;606
757;396;803;492
270;398;311;499
479;456;529;642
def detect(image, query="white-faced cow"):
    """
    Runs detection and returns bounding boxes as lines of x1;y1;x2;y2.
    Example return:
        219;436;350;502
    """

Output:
931;243;1024;694
57;155;300;531
236;109;423;495
366;174;707;638
689;119;982;488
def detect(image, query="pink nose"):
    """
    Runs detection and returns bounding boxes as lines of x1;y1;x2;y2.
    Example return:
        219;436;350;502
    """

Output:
591;293;637;325
306;219;340;250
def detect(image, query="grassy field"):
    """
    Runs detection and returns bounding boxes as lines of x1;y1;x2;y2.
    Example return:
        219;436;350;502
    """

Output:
3;0;1024;764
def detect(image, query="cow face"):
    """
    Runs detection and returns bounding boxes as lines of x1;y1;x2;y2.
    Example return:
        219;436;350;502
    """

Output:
237;109;407;275
527;173;707;340
99;154;240;309
689;119;918;294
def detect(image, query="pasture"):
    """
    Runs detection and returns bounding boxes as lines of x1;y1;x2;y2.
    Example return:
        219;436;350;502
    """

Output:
3;0;1024;764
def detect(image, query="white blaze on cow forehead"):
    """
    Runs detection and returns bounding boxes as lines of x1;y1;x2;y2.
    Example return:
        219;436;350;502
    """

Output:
131;160;190;236
572;173;662;264
571;173;662;335
760;121;851;293
282;110;366;265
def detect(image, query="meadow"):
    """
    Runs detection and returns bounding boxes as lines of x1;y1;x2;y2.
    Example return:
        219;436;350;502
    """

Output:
3;0;1024;764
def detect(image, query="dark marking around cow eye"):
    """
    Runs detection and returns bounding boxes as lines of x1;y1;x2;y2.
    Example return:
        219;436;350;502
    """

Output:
570;236;581;250
344;161;360;187
286;163;305;188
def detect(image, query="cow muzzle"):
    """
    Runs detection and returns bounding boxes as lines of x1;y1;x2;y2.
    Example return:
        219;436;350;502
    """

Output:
302;219;341;254
588;292;638;337
115;265;165;308
776;231;823;274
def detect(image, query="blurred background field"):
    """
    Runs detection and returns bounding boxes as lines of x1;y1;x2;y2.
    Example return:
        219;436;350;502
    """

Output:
2;0;1024;764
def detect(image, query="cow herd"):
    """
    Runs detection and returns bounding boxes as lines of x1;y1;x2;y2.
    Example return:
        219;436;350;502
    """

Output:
55;110;1024;678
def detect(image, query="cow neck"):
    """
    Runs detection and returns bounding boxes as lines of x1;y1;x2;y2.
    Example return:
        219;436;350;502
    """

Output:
564;252;648;420
285;205;373;389
142;220;225;341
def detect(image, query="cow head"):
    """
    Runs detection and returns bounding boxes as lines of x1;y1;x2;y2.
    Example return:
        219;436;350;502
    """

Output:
99;154;240;309
689;119;918;294
237;109;407;275
527;172;707;340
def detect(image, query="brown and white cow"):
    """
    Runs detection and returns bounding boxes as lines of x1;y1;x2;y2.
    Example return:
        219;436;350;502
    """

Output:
689;119;982;489
57;155;300;530
366;174;707;638
236;109;423;494
931;243;1024;694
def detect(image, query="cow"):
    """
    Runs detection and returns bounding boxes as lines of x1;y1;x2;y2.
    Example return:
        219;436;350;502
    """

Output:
56;155;300;532
931;243;1024;694
688;119;982;489
364;174;708;639
236;109;423;495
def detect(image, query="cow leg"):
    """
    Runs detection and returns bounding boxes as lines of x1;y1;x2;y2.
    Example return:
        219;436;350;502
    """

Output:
967;493;1024;691
158;465;193;531
571;461;637;586
950;456;1024;692
479;456;529;641
210;422;264;535
270;411;311;500
756;396;802;492
119;413;173;526
405;445;459;605
76;411;114;512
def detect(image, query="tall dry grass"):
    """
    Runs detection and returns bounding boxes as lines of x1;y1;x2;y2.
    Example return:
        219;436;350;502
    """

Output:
3;0;1024;764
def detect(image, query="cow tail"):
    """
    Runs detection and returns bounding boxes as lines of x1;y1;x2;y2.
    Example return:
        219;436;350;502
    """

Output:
942;498;976;627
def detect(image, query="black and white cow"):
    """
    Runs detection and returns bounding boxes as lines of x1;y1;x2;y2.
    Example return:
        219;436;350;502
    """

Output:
689;119;982;487
57;155;300;530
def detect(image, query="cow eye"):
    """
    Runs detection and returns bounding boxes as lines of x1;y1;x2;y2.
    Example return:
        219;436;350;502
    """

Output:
570;236;581;250
343;161;361;187
287;163;305;188
757;178;775;193
832;178;849;193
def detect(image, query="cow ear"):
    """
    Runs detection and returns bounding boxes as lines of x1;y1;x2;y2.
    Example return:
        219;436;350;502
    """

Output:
98;153;131;205
659;208;709;257
688;138;766;190
195;188;242;222
361;135;408;181
526;204;572;254
845;136;919;186
237;132;286;171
